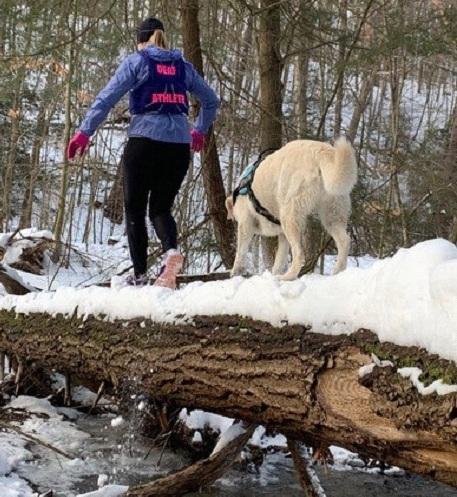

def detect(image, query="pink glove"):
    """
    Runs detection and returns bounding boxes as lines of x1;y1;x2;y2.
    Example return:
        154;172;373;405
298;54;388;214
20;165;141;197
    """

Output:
67;131;90;160
190;129;206;153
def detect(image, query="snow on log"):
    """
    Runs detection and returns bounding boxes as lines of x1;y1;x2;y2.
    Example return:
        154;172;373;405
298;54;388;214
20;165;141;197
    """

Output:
0;311;456;488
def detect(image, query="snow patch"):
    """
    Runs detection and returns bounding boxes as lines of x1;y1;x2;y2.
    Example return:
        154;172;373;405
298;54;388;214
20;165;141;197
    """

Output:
8;396;90;452
192;431;202;444
97;473;109;488
398;367;457;396
179;409;234;433
358;353;394;378
76;485;128;497
211;423;246;455
110;416;124;428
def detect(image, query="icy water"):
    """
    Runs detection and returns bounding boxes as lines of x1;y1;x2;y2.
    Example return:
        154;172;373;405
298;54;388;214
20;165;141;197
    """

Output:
15;412;457;497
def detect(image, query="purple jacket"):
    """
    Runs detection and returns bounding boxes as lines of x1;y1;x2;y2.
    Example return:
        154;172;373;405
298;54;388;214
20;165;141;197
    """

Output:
78;46;220;144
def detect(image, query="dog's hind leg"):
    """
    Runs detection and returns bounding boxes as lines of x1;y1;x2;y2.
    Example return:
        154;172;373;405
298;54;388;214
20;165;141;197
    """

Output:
231;222;255;277
272;234;289;275
319;198;351;274
327;223;350;274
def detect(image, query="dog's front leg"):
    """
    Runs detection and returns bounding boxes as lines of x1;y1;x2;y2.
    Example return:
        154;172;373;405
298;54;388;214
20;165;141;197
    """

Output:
272;234;289;275
279;216;305;281
231;223;254;277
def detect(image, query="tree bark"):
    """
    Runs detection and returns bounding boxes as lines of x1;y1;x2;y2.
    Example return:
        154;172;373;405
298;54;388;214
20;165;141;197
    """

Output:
443;104;457;242
53;5;77;256
104;157;124;225
0;311;457;487
181;0;235;269
258;0;282;151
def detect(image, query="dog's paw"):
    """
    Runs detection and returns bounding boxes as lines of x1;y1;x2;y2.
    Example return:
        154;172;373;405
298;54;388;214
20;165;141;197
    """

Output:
230;267;243;277
278;271;299;281
231;267;250;278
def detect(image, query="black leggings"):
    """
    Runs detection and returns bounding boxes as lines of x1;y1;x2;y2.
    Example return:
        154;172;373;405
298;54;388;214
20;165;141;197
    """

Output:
123;137;190;276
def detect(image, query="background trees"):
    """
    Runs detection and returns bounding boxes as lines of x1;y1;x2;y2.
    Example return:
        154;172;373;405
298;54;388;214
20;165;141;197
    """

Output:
0;0;456;271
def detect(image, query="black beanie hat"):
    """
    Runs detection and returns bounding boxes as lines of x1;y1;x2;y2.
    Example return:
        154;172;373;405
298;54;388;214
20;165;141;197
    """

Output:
136;17;165;43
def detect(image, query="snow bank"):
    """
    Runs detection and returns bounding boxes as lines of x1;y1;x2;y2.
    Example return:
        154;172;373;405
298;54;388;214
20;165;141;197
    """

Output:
1;239;457;363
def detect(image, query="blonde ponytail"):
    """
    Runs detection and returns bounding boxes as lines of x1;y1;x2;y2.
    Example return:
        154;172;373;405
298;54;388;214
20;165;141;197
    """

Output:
150;29;168;49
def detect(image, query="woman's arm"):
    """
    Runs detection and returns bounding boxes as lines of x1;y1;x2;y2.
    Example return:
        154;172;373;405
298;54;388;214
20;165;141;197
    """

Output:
79;53;144;136
184;62;220;134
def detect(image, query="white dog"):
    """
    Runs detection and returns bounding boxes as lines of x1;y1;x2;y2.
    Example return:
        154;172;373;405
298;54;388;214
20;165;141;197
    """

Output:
226;137;358;280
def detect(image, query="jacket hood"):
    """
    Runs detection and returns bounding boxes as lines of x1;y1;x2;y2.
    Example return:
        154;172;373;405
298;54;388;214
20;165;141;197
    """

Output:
143;46;183;61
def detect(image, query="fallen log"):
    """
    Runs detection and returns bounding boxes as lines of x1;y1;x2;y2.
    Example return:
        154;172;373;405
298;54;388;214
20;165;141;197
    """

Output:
0;311;457;488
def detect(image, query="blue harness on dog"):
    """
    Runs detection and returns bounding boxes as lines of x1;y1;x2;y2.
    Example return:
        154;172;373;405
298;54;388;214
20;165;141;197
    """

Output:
232;148;280;226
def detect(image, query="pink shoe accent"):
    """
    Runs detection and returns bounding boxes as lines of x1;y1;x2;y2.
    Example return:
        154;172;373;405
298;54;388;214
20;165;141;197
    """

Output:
154;252;184;289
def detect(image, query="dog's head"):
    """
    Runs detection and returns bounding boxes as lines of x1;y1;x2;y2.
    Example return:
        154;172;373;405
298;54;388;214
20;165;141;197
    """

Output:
225;195;235;220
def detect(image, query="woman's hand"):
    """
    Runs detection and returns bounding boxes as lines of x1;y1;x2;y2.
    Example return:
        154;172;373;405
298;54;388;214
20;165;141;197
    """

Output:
190;129;205;153
67;131;90;160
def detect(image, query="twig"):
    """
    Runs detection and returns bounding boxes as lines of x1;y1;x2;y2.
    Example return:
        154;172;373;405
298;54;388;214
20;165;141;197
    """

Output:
287;438;327;497
0;422;74;460
156;430;174;468
15;357;23;396
87;380;106;415
0;352;5;383
64;372;72;407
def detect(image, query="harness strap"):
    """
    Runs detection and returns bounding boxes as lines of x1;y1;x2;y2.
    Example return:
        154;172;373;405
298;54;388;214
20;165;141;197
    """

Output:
232;148;280;226
248;189;281;225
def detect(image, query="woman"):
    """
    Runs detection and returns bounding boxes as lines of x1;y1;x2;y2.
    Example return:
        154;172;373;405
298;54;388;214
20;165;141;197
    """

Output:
67;17;219;288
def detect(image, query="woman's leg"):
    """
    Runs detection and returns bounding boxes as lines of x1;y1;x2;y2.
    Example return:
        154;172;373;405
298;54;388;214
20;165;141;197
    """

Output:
148;142;190;252
123;138;152;276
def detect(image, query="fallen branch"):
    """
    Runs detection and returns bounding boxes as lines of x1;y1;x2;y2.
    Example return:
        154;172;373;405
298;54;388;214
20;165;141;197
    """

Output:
127;423;255;496
287;438;326;497
0;421;74;460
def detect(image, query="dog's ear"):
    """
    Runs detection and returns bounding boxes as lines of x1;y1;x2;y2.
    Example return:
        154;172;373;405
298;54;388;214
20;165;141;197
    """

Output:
225;196;234;220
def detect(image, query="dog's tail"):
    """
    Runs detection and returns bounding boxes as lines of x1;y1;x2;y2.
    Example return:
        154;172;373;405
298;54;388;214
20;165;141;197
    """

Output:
320;137;358;196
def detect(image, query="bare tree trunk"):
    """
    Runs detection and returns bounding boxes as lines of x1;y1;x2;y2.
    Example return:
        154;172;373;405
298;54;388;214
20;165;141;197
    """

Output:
347;69;376;143
257;0;283;268
334;0;348;137
53;8;77;255
297;51;310;138
258;0;282;151
19;84;55;229
104;158;124;225
1;108;21;231
181;0;235;269
443;104;457;242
